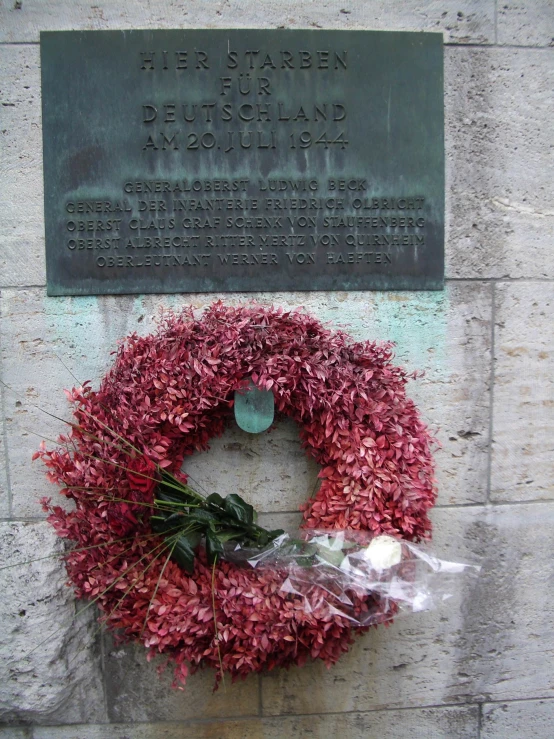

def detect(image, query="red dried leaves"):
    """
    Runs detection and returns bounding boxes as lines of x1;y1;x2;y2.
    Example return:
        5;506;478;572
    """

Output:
37;303;436;687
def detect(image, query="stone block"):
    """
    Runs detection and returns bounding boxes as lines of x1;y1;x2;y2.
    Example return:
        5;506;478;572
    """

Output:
33;704;479;738
139;283;493;511
1;285;491;516
261;501;554;713
0;1;494;44
0;288;180;517
0;45;45;288
0;381;9;517
0;29;508;293
482;699;554;738
0;730;32;739
498;2;554;46
183;417;320;514
0;521;106;724
491;283;554;501
190;284;493;508
257;511;302;532
445;48;554;279
5;24;552;288
103;636;259;723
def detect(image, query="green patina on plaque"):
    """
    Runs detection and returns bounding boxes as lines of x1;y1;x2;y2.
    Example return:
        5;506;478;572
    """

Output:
40;29;444;296
234;380;275;434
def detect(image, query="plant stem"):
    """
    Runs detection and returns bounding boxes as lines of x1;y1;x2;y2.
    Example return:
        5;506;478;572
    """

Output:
211;561;226;692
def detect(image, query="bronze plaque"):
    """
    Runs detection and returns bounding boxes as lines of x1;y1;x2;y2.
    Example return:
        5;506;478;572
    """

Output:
41;29;444;295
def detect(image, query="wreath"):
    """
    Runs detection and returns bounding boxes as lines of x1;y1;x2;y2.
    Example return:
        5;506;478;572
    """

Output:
38;303;436;687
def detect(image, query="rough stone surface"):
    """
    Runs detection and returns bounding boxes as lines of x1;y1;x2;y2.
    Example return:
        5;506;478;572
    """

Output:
0;522;107;725
445;47;554;279
104;637;259;723
257;511;303;532
482;699;554;738
491;283;554;501
0;381;9;517
0;45;45;288
1;284;490;517
31;705;479;738
261;502;554;713
0;290;193;517
0;290;149;518
498;2;554;46
183;417;320;514
0;0;495;44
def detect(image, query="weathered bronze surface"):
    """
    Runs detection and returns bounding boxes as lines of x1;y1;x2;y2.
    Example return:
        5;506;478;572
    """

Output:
41;29;444;295
234;380;275;434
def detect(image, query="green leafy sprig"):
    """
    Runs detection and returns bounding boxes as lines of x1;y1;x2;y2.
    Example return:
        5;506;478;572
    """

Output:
150;470;284;573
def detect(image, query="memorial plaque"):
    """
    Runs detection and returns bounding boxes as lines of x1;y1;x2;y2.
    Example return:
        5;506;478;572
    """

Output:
40;29;444;296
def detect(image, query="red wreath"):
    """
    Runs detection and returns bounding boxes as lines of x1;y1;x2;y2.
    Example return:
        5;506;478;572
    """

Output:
38;303;436;686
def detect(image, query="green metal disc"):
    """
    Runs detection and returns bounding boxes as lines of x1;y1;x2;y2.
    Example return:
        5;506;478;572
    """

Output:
234;379;275;434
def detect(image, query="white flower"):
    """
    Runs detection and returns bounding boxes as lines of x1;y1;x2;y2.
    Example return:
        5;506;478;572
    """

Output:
364;535;402;571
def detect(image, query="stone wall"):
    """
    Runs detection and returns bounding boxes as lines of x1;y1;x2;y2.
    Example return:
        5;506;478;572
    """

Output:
0;1;552;737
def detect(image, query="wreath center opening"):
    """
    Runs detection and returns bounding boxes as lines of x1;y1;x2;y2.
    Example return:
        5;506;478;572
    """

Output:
181;416;320;519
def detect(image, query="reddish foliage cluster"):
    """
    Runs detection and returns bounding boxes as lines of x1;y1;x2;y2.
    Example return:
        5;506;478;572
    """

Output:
37;303;436;687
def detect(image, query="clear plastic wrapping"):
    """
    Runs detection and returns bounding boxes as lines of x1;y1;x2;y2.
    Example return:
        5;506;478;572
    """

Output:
224;530;480;627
